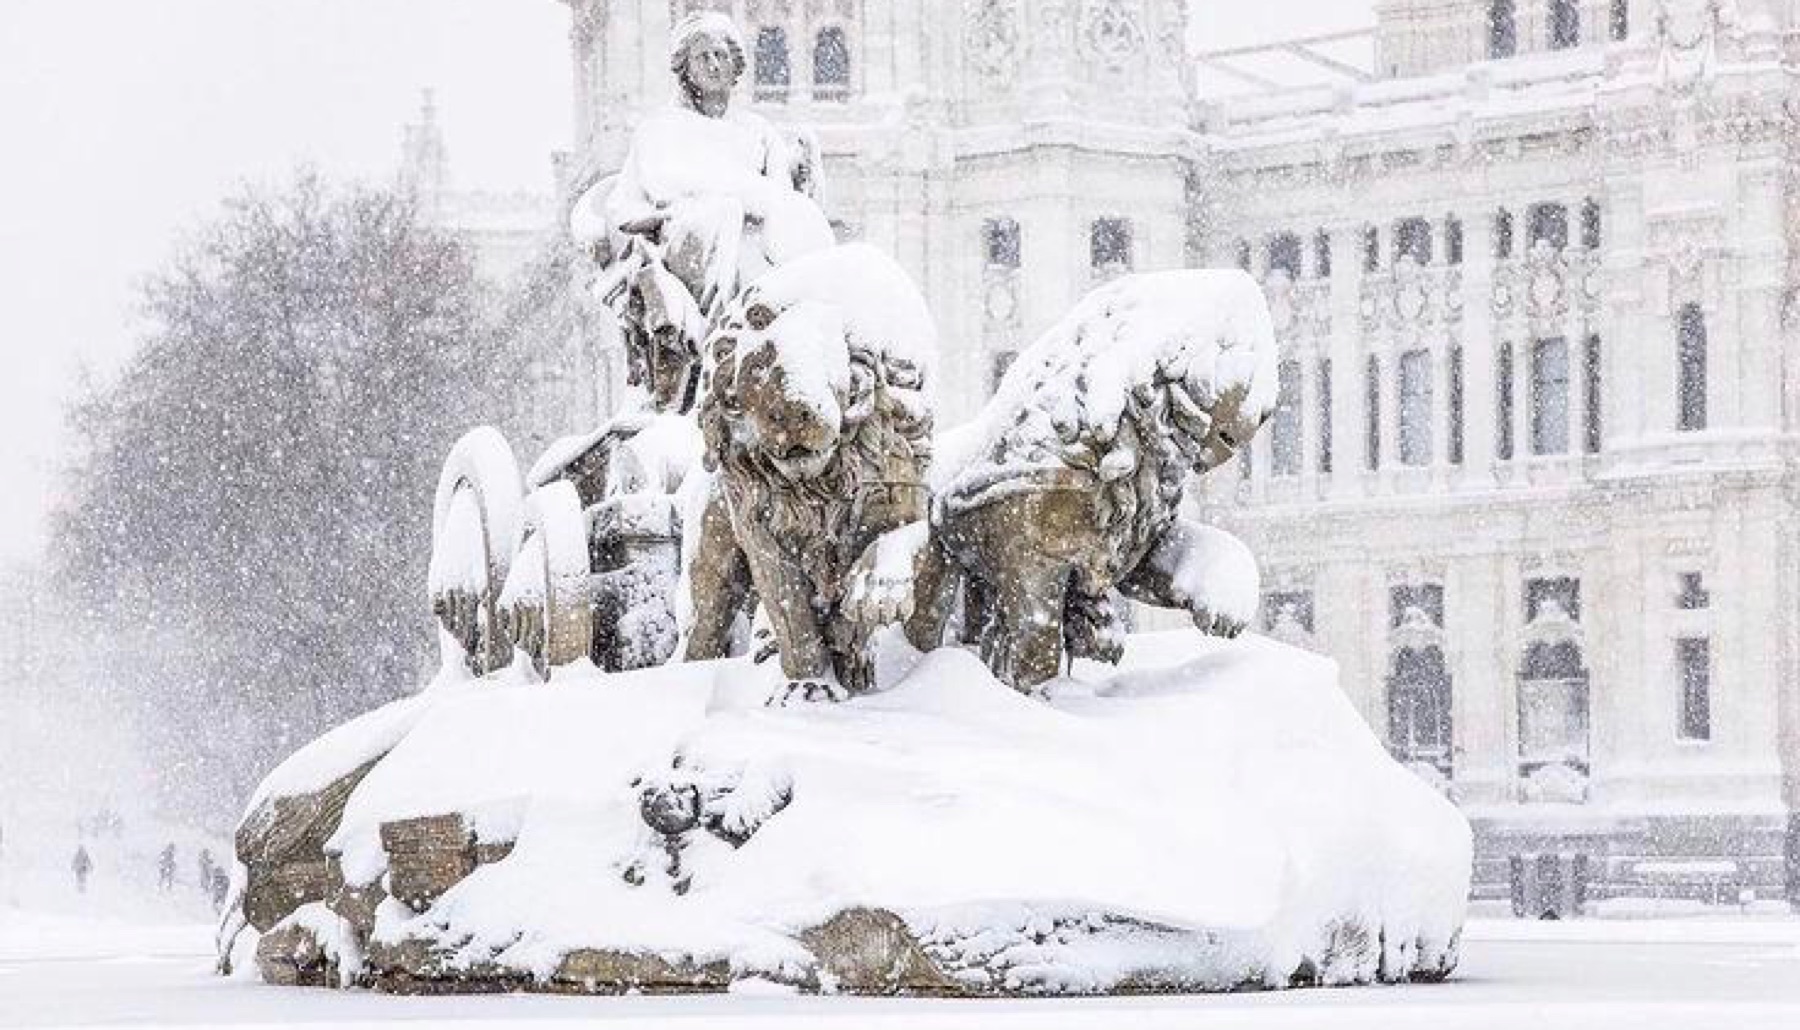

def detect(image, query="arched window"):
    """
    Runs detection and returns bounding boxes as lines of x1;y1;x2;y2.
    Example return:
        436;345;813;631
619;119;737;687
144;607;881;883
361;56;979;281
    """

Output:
1267;232;1304;279
1678;303;1707;431
753;26;790;101
1518;638;1590;792
1389;646;1453;774
1549;0;1581;50
1395;217;1433;265
1528;202;1568;251
813;26;851;101
983;217;1020;268
1489;0;1518;58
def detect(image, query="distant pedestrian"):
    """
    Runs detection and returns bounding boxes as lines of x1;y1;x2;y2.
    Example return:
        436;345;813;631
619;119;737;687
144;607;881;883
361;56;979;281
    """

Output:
157;843;176;891
196;848;215;893
209;866;230;913
72;844;92;893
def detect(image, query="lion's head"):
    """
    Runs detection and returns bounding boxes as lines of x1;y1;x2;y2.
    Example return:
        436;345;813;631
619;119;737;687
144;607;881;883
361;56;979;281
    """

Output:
700;244;934;485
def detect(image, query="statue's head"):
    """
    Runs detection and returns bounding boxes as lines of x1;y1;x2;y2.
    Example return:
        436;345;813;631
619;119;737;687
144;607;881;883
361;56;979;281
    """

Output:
670;13;746;115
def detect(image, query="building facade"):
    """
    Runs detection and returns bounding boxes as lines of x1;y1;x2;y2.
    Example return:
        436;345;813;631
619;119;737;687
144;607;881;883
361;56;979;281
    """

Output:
552;0;1800;908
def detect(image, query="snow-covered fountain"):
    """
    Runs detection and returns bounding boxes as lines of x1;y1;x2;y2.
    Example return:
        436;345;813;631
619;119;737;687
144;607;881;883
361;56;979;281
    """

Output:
220;11;1470;997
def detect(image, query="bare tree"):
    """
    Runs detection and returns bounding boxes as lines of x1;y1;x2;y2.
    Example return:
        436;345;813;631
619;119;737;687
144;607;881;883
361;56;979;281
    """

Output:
50;172;514;821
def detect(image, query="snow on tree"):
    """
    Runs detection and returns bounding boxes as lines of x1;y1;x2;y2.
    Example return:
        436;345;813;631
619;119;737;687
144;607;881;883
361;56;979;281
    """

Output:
50;172;518;823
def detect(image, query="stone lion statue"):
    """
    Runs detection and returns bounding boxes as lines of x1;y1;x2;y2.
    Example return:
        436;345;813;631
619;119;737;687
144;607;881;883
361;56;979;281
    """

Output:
856;269;1278;692
686;243;936;701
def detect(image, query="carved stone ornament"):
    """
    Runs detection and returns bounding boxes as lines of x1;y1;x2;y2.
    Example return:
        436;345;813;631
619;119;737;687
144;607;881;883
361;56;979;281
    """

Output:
1524;241;1567;325
983;272;1021;330
966;0;1022;83
1080;0;1144;71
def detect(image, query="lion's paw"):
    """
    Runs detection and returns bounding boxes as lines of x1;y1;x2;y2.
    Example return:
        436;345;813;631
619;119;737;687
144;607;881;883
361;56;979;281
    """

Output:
766;679;852;707
1193;608;1249;640
845;523;930;629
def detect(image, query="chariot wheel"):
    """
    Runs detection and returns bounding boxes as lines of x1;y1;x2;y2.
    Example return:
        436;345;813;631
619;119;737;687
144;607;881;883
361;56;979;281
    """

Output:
428;427;524;675
498;481;593;677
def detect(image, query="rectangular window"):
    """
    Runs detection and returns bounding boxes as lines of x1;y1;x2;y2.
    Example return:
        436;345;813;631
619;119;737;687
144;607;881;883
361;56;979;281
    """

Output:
1365;355;1382;470
1489;0;1518;58
1314;231;1333;278
1610;0;1630;41
1532;337;1570;455
1677;572;1710;610
1395;218;1433;266
1262;590;1316;634
983;217;1021;268
1529;203;1569;251
1527;576;1581;622
1363;227;1381;273
1677;638;1712;741
1678;304;1708;431
1495;207;1515;259
1446;216;1465;265
1398;349;1433;466
1234;239;1252;272
1581;198;1602;250
1091;217;1133;271
1271;360;1303;477
1550;0;1581;50
1318;358;1334;474
1268;233;1304;280
754;26;792;100
1582;335;1602;454
1449;345;1465;465
1497;341;1516;460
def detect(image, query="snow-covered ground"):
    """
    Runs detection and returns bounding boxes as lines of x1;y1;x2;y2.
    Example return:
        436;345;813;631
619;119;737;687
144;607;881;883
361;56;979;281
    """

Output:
3;914;1800;1030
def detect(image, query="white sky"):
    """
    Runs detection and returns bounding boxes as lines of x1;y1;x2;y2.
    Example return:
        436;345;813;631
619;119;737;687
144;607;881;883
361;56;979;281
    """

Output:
0;0;1369;566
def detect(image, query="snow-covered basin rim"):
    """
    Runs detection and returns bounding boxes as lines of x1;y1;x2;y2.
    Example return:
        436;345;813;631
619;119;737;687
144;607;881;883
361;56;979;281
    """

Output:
1463;918;1800;946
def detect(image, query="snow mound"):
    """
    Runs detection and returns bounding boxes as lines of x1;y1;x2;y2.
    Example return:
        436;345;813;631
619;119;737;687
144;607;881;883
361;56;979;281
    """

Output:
242;631;1469;995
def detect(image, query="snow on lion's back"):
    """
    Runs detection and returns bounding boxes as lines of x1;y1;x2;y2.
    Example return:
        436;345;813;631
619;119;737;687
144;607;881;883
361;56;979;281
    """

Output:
933;268;1278;493
740;241;940;386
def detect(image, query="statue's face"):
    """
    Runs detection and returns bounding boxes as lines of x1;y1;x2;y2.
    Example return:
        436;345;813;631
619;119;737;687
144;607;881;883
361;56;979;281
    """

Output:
683;33;739;97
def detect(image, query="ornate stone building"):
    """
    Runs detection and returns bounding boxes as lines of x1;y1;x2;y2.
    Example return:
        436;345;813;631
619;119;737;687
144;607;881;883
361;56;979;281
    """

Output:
1199;0;1800;910
552;0;1800;908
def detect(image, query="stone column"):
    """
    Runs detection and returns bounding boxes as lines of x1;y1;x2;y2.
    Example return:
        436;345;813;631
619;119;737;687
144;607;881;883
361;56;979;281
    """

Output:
1328;224;1363;500
1462;208;1498;487
1450;554;1511;806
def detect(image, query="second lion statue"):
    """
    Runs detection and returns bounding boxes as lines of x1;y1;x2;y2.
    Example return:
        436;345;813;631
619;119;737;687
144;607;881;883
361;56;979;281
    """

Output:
685;242;937;701
850;269;1280;692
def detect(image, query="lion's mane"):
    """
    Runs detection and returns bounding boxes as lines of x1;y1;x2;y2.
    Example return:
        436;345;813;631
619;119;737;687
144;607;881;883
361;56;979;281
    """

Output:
699;340;932;604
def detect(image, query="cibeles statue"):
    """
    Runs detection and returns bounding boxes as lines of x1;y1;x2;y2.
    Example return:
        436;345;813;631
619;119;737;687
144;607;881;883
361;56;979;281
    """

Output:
574;11;834;414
